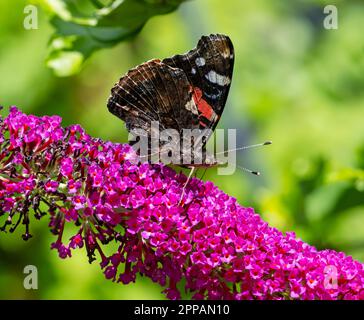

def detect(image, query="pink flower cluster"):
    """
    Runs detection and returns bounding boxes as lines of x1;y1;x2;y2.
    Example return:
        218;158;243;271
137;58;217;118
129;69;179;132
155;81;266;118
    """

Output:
1;107;364;300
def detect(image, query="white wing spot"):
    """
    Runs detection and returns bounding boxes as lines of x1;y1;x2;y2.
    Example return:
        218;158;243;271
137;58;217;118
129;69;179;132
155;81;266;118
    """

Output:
205;71;231;86
184;98;199;115
221;51;230;59
191;68;196;75
195;57;206;67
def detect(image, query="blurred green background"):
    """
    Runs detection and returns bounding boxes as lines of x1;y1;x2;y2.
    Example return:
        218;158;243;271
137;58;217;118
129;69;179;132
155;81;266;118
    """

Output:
1;0;364;299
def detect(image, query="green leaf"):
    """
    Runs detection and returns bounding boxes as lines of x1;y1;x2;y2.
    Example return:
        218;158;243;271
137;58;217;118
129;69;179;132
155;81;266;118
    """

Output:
46;51;84;77
37;0;189;76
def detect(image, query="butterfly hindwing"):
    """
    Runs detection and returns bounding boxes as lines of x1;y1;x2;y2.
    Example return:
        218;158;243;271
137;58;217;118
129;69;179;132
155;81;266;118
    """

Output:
107;59;200;138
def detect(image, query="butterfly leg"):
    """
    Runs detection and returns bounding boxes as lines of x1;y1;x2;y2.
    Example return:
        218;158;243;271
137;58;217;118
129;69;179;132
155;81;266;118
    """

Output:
179;167;196;205
194;168;199;178
200;168;208;180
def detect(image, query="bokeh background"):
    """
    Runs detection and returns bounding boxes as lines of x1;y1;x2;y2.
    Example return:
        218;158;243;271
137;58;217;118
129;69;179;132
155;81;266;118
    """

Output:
1;0;364;299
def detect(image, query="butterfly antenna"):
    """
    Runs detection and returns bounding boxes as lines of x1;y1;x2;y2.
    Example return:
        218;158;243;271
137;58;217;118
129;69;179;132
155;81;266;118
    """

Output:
236;165;261;176
216;140;272;155
179;167;196;205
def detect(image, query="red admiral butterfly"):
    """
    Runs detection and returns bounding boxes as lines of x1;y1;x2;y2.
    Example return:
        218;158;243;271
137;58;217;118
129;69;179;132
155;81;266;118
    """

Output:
107;34;234;173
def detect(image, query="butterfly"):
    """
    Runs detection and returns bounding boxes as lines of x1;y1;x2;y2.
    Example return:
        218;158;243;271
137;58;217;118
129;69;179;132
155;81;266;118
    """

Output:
107;34;235;198
108;34;234;164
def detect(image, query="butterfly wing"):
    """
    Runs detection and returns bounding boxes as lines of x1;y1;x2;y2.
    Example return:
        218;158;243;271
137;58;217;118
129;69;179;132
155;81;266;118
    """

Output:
162;34;234;134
